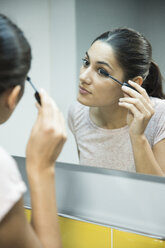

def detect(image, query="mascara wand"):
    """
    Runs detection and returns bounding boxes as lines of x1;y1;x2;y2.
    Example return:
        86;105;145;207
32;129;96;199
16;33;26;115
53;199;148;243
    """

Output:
99;69;138;92
27;76;41;105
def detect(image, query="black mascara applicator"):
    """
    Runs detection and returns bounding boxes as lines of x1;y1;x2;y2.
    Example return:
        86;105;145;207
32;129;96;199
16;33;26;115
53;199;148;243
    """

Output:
99;69;138;92
27;76;41;105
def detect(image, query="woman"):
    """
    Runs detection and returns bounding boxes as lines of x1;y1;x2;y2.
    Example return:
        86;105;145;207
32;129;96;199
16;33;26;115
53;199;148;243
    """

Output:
0;14;66;247
68;27;165;176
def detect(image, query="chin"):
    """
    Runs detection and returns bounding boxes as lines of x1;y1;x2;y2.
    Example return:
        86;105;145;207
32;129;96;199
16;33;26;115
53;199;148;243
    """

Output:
77;95;99;107
77;95;92;107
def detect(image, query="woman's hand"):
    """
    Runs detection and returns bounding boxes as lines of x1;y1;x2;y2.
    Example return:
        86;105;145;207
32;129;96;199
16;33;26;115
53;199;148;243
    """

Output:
26;89;67;171
26;89;66;248
118;80;155;137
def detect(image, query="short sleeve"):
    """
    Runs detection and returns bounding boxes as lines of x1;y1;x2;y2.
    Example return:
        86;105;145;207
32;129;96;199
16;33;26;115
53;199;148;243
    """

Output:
153;112;165;145
0;147;26;221
153;99;165;145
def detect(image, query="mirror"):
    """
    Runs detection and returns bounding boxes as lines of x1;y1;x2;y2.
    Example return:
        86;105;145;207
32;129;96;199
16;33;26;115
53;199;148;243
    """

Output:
71;0;165;176
0;0;164;177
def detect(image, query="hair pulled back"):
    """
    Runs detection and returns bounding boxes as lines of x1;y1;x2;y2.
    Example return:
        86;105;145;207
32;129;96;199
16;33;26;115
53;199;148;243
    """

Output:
93;28;165;99
0;14;31;94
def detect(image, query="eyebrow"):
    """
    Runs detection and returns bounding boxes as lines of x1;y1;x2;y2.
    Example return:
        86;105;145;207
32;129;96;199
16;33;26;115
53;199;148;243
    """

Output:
85;52;113;71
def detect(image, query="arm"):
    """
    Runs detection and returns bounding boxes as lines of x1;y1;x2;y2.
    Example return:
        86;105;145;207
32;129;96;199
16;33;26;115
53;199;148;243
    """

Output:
152;139;165;174
119;80;165;176
0;89;66;248
27;166;61;248
0;198;42;248
130;134;164;176
26;89;66;247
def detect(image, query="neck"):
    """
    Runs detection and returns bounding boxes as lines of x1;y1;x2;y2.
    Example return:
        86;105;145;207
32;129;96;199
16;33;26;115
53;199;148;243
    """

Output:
90;103;128;129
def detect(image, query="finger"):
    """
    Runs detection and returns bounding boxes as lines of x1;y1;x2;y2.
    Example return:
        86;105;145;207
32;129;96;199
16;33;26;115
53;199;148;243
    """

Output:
123;92;130;98
38;88;45;103
35;101;41;110
119;97;151;117
122;82;154;112
38;89;55;108
118;101;142;118
128;80;151;102
60;112;67;139
122;84;141;98
39;89;59;118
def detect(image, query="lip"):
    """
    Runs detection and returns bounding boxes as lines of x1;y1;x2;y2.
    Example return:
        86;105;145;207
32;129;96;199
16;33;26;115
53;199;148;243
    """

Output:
79;86;91;94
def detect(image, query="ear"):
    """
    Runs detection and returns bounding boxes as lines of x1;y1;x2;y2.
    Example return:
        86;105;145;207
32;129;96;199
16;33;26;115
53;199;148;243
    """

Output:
6;85;22;110
132;76;143;86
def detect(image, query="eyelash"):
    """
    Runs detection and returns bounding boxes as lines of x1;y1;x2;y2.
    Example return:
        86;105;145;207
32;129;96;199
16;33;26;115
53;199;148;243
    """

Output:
82;58;89;67
82;58;109;77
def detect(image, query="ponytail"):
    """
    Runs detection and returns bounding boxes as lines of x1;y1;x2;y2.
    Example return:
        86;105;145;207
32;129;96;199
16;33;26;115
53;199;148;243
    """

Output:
142;61;165;99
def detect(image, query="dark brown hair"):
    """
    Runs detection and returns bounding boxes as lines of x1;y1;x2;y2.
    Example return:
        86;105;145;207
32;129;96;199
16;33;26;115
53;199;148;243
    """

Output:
0;14;31;95
93;28;165;99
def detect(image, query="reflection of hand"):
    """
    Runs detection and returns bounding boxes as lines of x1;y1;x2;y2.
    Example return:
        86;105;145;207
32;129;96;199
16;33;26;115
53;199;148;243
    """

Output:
118;80;155;137
26;89;67;171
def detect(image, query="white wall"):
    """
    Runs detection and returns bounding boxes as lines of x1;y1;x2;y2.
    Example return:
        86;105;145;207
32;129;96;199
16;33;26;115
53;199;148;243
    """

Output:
137;0;165;91
0;0;79;164
49;0;78;164
0;0;52;156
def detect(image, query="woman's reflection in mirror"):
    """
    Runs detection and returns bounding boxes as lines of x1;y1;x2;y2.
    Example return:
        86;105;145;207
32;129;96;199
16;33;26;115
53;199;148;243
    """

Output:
68;27;165;176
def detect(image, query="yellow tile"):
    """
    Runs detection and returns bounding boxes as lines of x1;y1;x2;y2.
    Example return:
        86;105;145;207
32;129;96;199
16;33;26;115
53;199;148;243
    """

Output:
113;229;165;248
24;208;31;222
59;216;111;248
24;209;110;248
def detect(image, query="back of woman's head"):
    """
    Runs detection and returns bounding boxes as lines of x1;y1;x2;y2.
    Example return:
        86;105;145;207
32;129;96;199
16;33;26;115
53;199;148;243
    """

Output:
0;14;31;95
93;27;165;99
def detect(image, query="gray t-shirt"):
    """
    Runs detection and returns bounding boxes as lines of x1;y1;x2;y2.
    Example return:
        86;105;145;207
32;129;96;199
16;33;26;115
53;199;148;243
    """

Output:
68;97;165;172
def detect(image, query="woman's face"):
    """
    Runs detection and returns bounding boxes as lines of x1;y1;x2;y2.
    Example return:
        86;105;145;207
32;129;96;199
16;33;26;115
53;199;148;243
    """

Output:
78;40;125;107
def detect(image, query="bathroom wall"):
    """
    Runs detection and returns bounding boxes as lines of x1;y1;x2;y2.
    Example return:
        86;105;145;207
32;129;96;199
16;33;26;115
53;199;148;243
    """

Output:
0;0;52;157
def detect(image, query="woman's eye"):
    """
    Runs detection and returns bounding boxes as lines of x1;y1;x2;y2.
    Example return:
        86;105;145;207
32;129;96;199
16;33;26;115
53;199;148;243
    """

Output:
98;68;109;77
82;58;89;67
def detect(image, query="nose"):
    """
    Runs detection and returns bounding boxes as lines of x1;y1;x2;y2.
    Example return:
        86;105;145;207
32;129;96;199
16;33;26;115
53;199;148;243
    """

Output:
79;66;92;85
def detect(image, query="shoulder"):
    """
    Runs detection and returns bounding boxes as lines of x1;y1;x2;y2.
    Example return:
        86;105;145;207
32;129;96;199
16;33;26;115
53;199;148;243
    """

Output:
0;147;25;185
145;97;165;146
151;97;165;114
0;146;17;171
148;97;165;123
0;147;26;222
68;101;89;132
68;101;88;118
147;97;165;126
